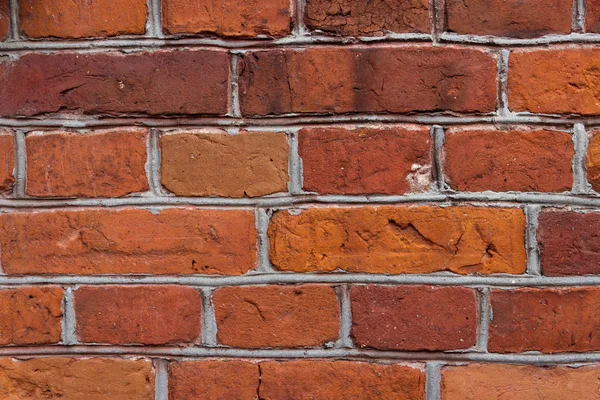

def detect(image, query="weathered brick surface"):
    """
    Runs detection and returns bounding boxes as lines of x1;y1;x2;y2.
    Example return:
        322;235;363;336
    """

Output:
445;0;572;37
239;47;497;116
162;0;290;37
304;0;430;36
489;288;600;353
538;211;600;276
0;51;229;117
587;131;600;192
0;130;14;192
75;286;201;344
269;206;526;274
26;129;148;198
299;126;432;194
0;358;154;399
213;285;340;348
0;287;63;345
20;0;147;38
586;0;600;32
0;0;8;40
444;128;574;192
0;209;257;275
351;285;478;351
442;364;600;400
161;130;289;197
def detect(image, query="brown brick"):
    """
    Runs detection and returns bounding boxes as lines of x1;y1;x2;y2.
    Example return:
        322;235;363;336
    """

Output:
299;126;432;195
162;0;290;37
442;364;600;400
446;0;572;37
304;0;429;36
587;130;600;192
0;287;63;345
509;49;600;115
268;206;526;274
0;50;228;117
260;361;425;400
586;0;600;32
213;285;339;348
538;211;600;276
20;0;146;38
0;358;154;399
351;285;477;351
239;47;497;116
444;128;574;192
0;209;256;275
161;130;289;197
0;130;14;192
0;0;8;40
26;129;148;198
75;286;201;345
489;288;600;353
169;361;259;400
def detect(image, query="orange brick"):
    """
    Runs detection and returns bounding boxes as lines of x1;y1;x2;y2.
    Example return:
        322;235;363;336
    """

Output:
0;130;14;192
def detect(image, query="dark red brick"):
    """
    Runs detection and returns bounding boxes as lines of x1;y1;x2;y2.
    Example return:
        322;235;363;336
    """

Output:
0;0;8;40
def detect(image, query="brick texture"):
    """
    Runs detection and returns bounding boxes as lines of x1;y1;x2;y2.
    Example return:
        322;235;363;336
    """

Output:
0;0;8;40
0;130;14;192
586;0;600;32
0;209;257;275
587;130;600;192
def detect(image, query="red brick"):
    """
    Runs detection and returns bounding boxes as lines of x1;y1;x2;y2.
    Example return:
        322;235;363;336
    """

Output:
0;208;256;275
489;288;600;353
586;0;600;32
169;361;259;400
269;206;526;275
0;358;154;399
587;130;600;192
26;129;148;198
162;0;290;37
0;0;8;40
213;285;339;348
444;128;574;192
260;361;425;400
161;130;289;197
351;285;477;351
446;0;572;37
20;0;146;38
538;211;600;276
304;0;429;36
0;287;63;345
0;50;228;117
239;47;497;116
509;49;600;115
0;130;14;192
299;126;432;195
442;364;600;400
75;286;201;345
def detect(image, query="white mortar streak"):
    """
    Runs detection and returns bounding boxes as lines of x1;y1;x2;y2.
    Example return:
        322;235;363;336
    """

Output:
13;130;26;198
8;0;19;41
148;128;164;195
425;362;442;400
335;285;353;349
147;0;163;38
294;0;308;36
153;359;169;400
255;208;275;273
497;49;510;116
431;0;445;43
431;126;447;192
476;288;490;352
287;130;303;194
200;288;218;347
572;123;591;194
575;0;586;32
525;205;542;276
61;287;77;346
229;54;242;118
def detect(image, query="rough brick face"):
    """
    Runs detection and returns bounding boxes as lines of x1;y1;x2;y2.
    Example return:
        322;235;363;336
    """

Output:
161;130;289;197
0;358;154;399
26;129;148;198
213;285;340;348
299;126;432;194
304;0;430;36
445;0;572;37
19;0;147;39
260;361;426;400
162;0;290;37
0;209;257;275
489;288;600;353
537;211;600;276
75;286;201;345
0;0;8;40
0;130;14;192
586;0;600;32
269;206;526;274
444;128;574;192
442;364;600;400
0;50;229;117
351;285;477;351
239;47;497;116
0;287;63;345
509;49;600;115
587;130;600;192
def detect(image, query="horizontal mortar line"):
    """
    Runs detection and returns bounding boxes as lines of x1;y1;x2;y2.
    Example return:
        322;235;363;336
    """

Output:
2;273;600;287
1;346;600;364
1;192;600;209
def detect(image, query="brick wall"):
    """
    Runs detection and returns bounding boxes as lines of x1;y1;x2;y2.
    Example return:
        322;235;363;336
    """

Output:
2;0;600;399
